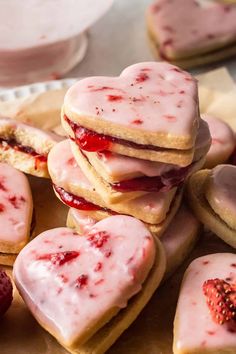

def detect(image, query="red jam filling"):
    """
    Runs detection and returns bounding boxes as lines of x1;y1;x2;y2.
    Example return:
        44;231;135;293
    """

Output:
65;115;168;153
53;184;116;213
112;165;189;192
0;138;47;162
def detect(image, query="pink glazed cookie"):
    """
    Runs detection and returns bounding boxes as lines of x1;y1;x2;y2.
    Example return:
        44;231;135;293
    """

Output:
147;0;236;68
48;139;183;227
62;62;199;165
202;114;235;168
0;163;33;264
0;117;61;178
67;204;201;279
71;118;211;203
187;165;236;249
13;215;166;353
173;253;236;354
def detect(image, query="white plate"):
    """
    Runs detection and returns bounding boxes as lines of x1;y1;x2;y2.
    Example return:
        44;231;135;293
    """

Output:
0;78;78;103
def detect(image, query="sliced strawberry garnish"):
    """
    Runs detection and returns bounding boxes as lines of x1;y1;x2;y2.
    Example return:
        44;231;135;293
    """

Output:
203;278;236;325
0;269;13;317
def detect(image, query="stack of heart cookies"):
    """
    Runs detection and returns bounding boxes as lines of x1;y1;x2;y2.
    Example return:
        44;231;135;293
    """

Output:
49;61;211;237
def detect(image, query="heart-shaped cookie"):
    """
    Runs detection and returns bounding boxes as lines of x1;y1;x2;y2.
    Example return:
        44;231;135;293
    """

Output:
147;0;236;61
13;215;166;353
187;166;236;249
202;115;235;168
0;162;33;256
0;117;61;178
63;62;199;165
173;253;236;354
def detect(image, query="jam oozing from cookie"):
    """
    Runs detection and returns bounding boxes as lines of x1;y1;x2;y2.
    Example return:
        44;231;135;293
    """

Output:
65;115;168;153
112;164;190;192
54;184;115;213
0;138;47;162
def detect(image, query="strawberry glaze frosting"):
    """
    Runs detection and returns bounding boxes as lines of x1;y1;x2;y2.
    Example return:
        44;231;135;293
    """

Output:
202;114;235;167
64;62;199;148
13;216;156;346
0;163;32;244
148;0;236;58
174;253;236;353
206;165;236;219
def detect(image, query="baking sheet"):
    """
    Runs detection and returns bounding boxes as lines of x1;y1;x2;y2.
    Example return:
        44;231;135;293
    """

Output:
0;68;236;354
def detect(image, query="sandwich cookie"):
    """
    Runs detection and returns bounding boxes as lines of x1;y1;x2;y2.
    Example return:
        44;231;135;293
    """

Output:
62;62;200;166
48;140;183;236
173;253;236;354
13;215;166;354
202;114;235;168
67;204;201;279
147;0;236;69
0;163;33;266
187;165;236;248
71;119;211;203
0;117;61;178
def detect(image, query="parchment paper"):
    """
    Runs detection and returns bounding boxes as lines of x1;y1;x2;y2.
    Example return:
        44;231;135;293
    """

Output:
0;68;236;354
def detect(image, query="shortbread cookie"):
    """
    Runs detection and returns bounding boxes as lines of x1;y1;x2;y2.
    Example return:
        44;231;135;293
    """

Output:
161;204;201;279
14;216;166;353
148;33;236;69
147;0;236;68
205;165;236;230
48;139;182;225
0;163;33;260
62;62;200;165
0;253;17;267
71;118;211;203
173;253;236;354
66;182;182;239
187;167;236;248
202;114;235;168
0;117;61;178
67;204;200;279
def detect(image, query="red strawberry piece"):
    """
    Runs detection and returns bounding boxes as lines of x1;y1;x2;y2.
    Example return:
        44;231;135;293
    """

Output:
0;269;13;317
203;278;236;325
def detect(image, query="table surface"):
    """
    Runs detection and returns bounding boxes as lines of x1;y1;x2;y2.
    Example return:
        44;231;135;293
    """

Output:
69;0;236;80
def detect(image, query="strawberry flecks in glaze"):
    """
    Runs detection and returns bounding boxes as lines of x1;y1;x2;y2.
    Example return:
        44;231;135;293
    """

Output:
75;274;88;289
163;114;177;122
8;195;26;209
132;119;143;125
107;95;123;102
87;231;110;249
135;72;149;83
0;203;5;212
148;0;236;57
174;254;236;353
0;163;32;244
37;251;80;266
13;216;156;345
203;278;236;325
64;62;199;146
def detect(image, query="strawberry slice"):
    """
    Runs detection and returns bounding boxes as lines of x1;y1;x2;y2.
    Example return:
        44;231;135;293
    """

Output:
0;269;13;317
203;278;236;325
